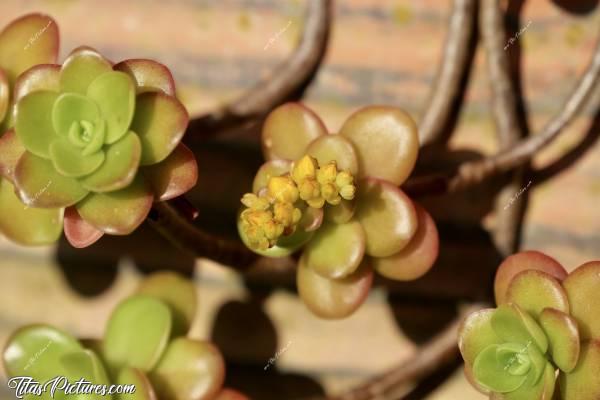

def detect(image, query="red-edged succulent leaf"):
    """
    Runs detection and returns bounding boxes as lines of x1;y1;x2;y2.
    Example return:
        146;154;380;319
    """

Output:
297;255;373;319
13;64;60;102
63;206;104;248
149;338;225;400
373;202;439;281
60;46;112;95
0;178;63;245
494;251;567;305
492;304;548;353
306;134;359;175
144;143;198;201
505;270;570;318
563;261;600;340
0;14;59;83
15;90;59;158
339;106;419;185
324;199;355;224
539;308;580;373
0;129;25;181
297;204;324;232
131;91;188;166
0;68;8;123
114;59;176;96
459;309;502;376
116;367;157;400
500;362;556;400
354;177;417;257
559;340;600;400
262;102;327;161
252;159;291;193
214;389;250;400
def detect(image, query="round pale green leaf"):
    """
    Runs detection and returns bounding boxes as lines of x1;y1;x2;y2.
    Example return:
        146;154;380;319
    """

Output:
262;102;327;161
131;92;188;166
60;349;111;393
0;14;59;83
324;199;355;224
306;134;359;175
0;129;25;182
60;47;112;94
81;131;141;192
459;309;502;366
137;272;197;337
144;143;197;201
539;308;579;373
49;138;105;178
76;176;153;235
15;90;59;158
13;64;60;103
503;361;556;400
103;295;172;373
149;338;225;400
304;220;365;279
563;261;600;340
114;59;176;95
373;202;439;281
297;256;373;319
63;206;104;248
116;367;157;400
339;106;419;185
87;71;135;144
472;344;528;393
51;92;100;137
494;251;567;305
252;160;291;193
0;178;63;245
559;340;600;400
491;304;548;353
506;270;570;318
14;152;88;208
354;178;417;257
297;204;323;232
0;68;8;123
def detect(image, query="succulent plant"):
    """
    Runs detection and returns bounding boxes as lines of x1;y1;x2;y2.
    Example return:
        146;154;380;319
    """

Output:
238;103;439;318
3;272;248;400
0;14;197;248
459;251;600;400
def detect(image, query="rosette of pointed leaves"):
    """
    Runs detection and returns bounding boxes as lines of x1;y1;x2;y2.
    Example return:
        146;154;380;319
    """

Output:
3;272;248;400
459;251;600;400
0;44;197;247
0;14;67;246
238;103;439;318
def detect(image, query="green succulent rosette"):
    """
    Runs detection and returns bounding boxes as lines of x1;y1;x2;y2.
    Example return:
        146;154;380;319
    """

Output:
459;251;600;400
238;103;440;318
0;42;198;247
3;272;247;400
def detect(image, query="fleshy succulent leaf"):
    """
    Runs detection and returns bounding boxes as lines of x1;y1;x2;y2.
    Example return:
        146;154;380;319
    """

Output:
114;59;176;96
306;134;359;175
103;295;172;373
494;251;567;305
252;159;291;193
262;103;327;161
354;178;417;257
502;362;556;400
63;206;104;248
324;198;355;224
49;137;105;177
131;92;188;166
144;143;197;201
76;176;153;235
60;349;112;398
60;47;112;95
0;68;8;123
459;309;502;366
0;129;25;181
51;92;100;137
297;204;324;232
13;64;60;102
373;202;439;281
297;256;373;319
539;308;580;373
116;367;157;400
303;220;365;279
149;338;225;400
472;344;529;393
559;340;600;400
505;270;570;318
492;304;548;353
15;90;59;158
0;178;63;245
137;272;197;337
563;261;600;340
339;106;419;185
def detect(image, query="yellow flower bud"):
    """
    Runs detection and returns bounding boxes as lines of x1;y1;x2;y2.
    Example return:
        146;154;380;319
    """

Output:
291;155;318;183
263;220;284;240
298;179;320;202
268;176;299;203
307;197;325;208
339;184;356;200
241;193;270;210
273;201;300;227
292;207;302;224
317;162;338;184
321;182;341;205
335;171;354;188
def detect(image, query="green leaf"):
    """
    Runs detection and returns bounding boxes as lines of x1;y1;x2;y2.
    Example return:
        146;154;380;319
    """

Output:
563;261;600;340
252;160;291;193
324;199;355;224
149;338;225;400
539;308;580;373
459;309;502;366
13;64;60;103
303;220;365;279
0;129;25;182
131;92;188;166
339;106;419;185
116;367;157;400
60;350;112;399
354;178;417;257
51;92;101;138
0;14;58;83
505;270;570;318
262;103;327;161
87;71;135;144
306;134;359;175
137;272;197;337
492;304;548;354
15;90;59;158
14;152;88;208
559;340;600;400
0;178;63;245
76;176;153;235
49;138;105;177
81;131;141;192
103;295;172;373
60;47;112;95
144;143;197;201
114;59;176;95
472;344;528;393
503;362;556;400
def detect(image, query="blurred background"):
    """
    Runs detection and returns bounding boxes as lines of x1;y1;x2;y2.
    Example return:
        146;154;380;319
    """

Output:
0;0;599;399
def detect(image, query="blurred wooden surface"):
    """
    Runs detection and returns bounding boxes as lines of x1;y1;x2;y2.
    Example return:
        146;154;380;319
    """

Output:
1;0;599;399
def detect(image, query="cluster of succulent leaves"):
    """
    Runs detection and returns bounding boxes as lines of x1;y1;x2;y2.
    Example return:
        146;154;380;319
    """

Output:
459;251;600;400
238;103;440;319
3;272;248;400
0;14;198;248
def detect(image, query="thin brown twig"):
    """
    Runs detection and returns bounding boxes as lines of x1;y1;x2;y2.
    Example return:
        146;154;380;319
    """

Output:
185;0;332;139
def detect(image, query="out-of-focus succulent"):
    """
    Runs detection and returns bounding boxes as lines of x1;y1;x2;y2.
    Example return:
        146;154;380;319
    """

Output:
3;272;248;400
459;251;600;400
0;16;197;248
238;103;440;319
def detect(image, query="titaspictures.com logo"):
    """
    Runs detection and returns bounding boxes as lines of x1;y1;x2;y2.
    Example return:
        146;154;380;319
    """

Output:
8;376;136;398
